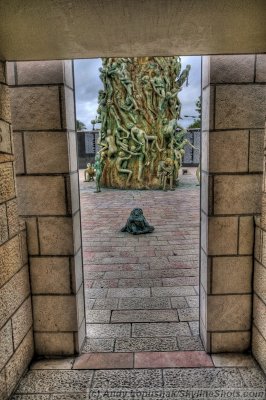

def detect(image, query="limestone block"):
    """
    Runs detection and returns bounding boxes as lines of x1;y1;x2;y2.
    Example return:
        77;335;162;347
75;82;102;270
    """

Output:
254;261;266;304
215;85;266;129
254;226;262;263
0;120;12;154
6;198;19;238
212;256;252;294
201;131;209;172
256;55;266;82
208;294;252;331
0;265;30;329
5;329;34;397
20;229;29;267
68;131;78;172
24;131;69;174
61;86;75;131
210;55;255;83
6;62;15;85
16;176;66;216
239;216;254;255
253;295;266;338
202;56;210;88
73;211;82;253
0;84;11;122
66;172;80;214
38;217;74;255
200;285;207;327
200;212;208;254
0;162;16;203
202;85;214;132
0;320;13;371
211;331;250;353
200;172;212;215
34;332;75;356
0;61;5;83
30;257;71;294
208;217;238;255
0;235;22;287
75;317;86;353
12;297;32;349
209;130;249;173
214;175;262;215
16;61;64;85
0;368;7;399
200;248;211;293
0;203;8;245
70;248;83;293
249;129;264;172
63;61;74;88
260;231;266;268
13;131;25;174
32;295;78;331
10;86;61;130
252;325;266;375
199;316;210;352
25;217;39;255
77;284;85;327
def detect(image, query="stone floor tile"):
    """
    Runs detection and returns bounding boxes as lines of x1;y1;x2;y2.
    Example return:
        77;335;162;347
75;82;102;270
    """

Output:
142;268;199;278
73;352;133;369
93;298;119;310
239;367;266;387
211;353;256;367
107;288;150;298
189;321;199;335
152;286;196;297
178;308;199;321
104;271;142;279
50;395;88;400
185;296;199;307
86;310;111;323
85;288;108;298
85;299;95;309
135;351;213;368
118;297;171;310
111;309;178;323
163;368;244;387
15;370;94;393
115;337;178;352
82;338;115;353
12;396;50;400
92;279;119;288
30;359;74;370
132;322;191;337
118;278;162;288
170;297;188;309
92;369;163;388
86;323;131;338
177;336;204;351
163;277;199;286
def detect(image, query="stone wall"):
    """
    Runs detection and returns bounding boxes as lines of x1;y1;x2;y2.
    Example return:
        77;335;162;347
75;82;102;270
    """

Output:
8;60;86;356
200;55;266;353
0;61;34;399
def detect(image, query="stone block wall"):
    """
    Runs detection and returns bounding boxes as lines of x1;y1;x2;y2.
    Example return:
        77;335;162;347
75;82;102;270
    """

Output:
0;61;34;399
200;55;266;353
8;60;86;356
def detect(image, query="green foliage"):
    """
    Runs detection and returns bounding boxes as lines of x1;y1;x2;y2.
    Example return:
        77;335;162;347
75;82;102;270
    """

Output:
188;96;201;129
76;119;87;131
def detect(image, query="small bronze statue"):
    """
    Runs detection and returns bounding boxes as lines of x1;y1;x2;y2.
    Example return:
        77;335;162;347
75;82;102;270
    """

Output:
121;208;154;235
84;163;95;182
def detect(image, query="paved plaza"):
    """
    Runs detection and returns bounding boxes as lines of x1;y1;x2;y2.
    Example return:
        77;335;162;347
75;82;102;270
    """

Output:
12;170;266;398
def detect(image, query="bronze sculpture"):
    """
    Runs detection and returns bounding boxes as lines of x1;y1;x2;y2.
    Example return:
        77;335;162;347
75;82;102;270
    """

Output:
121;208;154;235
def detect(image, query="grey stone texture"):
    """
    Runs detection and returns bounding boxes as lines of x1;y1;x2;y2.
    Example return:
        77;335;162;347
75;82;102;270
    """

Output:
92;369;162;388
111;309;178;323
115;337;178;352
86;323;131;338
132;322;191;337
118;297;171;310
82;338;115;353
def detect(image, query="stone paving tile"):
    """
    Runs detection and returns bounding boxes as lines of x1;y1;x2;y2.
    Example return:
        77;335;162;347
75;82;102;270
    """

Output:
15;370;94;393
163;276;198;286
104;271;142;279
239;367;266;387
132;322;191;337
12;396;50;399
73;352;133;369
163;368;244;387
115;337;178;352
152;286;196;297
177;336;204;351
93;298;119;310
85;288;108;298
142;268;199;278
107;288;150;298
85;263;149;272
118;297;171;310
92;369;163;388
85;299;95;309
50;395;88;400
118;278;162;288
86;310;111;323
84;271;105;279
211;353;256;367
189;321;199;336
82;338;115;353
30;359;74;370
135;351;213;368
111;309;178;323
178;308;199;322
86;323;131;338
92;279;119;288
185;295;199;307
170;297;188;309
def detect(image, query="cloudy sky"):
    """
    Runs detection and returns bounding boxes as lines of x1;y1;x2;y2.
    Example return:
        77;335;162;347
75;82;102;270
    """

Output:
74;56;201;129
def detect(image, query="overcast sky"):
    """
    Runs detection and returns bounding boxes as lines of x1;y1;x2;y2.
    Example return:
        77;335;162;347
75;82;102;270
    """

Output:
74;56;201;129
